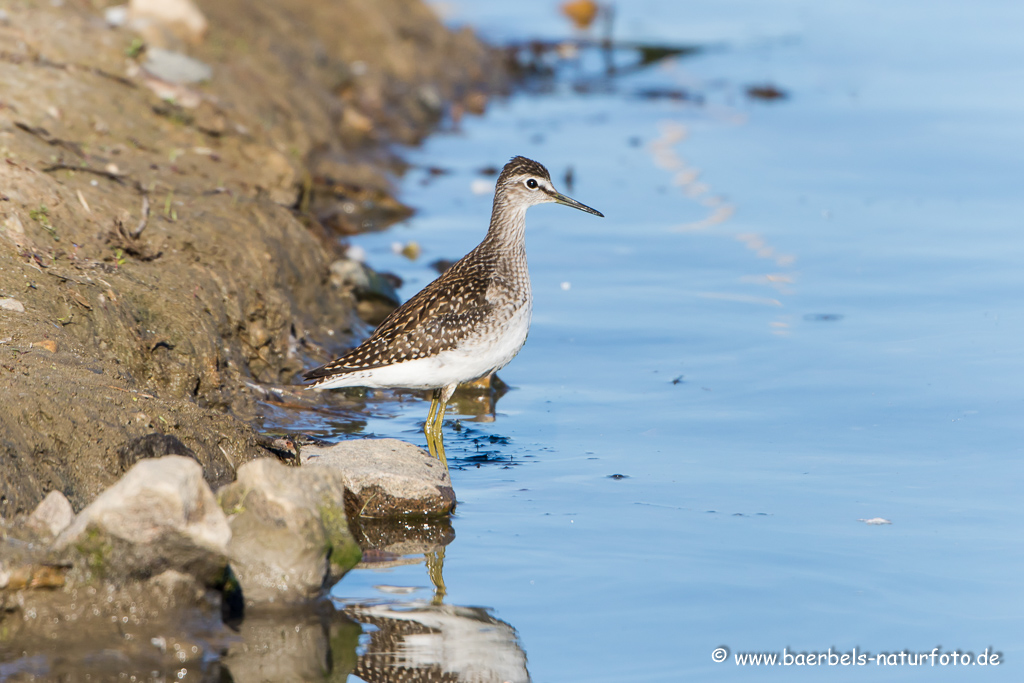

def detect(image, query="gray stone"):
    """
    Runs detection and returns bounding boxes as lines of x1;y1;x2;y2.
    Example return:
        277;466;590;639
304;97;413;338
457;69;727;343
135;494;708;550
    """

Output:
301;439;455;518
143;47;213;84
328;258;400;306
26;490;74;538
0;297;25;312
217;458;361;605
54;455;230;585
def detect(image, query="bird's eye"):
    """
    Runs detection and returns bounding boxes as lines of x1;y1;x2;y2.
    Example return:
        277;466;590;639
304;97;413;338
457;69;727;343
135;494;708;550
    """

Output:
525;178;539;190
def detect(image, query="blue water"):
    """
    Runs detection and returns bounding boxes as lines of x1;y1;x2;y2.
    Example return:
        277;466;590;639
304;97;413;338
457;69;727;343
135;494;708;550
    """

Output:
326;1;1024;680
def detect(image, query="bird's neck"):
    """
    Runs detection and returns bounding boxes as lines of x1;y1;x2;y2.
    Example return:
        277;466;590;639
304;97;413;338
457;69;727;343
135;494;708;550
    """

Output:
483;196;528;253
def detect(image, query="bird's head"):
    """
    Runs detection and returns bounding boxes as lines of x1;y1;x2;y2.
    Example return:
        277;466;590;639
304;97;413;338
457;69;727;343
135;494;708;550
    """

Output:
495;156;604;217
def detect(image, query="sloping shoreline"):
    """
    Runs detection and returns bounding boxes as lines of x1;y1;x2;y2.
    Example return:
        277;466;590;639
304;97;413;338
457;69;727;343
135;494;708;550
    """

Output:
0;0;507;515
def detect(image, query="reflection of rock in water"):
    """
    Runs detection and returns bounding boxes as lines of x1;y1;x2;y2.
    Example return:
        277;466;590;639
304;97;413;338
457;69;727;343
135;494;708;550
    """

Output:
449;373;509;423
350;513;454;602
346;603;530;683
222;606;362;682
353;515;455;559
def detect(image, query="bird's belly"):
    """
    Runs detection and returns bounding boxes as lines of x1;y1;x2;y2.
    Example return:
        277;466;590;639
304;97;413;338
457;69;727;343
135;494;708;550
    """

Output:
313;355;470;391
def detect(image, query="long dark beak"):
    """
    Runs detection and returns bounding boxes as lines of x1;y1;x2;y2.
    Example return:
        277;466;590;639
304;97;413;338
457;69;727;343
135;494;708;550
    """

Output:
551;190;604;217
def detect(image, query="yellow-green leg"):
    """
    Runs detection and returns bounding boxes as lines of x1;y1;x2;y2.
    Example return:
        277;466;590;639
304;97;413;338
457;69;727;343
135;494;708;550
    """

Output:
424;391;440;459
425;385;455;472
432;390;449;471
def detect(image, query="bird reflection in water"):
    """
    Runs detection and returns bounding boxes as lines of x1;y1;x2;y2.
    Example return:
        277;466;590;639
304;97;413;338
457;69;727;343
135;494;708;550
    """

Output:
345;602;530;683
343;513;531;682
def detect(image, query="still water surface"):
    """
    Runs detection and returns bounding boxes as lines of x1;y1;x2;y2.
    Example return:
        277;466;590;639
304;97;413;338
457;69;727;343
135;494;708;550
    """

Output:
312;1;1023;681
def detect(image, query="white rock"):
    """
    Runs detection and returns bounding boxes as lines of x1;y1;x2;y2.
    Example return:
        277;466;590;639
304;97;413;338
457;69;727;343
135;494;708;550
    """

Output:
55;455;231;582
104;4;128;27
128;0;208;45
143;47;213;84
0;297;25;312
27;490;74;537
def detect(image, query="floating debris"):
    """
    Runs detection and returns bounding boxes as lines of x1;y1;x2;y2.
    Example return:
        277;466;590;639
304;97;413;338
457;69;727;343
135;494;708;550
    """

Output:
746;83;789;101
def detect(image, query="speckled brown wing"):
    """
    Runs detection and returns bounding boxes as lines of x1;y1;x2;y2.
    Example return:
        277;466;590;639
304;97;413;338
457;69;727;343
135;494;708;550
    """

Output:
304;260;497;379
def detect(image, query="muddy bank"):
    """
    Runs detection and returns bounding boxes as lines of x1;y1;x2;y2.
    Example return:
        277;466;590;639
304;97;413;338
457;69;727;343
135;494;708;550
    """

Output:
0;0;506;516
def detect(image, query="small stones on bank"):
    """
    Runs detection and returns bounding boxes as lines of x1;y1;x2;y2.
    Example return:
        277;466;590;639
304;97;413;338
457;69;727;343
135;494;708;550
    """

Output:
54;455;231;584
329;258;401;324
31;339;57;353
0;297;25;312
2;439;450;606
217;458;361;605
302;439;456;518
142;47;214;85
125;0;209;45
1;438;454;667
329;258;401;307
26;490;74;538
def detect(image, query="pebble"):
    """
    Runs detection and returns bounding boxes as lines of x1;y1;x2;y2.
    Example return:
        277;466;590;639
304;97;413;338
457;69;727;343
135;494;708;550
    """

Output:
128;0;208;45
26;490;75;537
143;47;213;85
0;297;25;312
301;439;456;517
104;4;128;27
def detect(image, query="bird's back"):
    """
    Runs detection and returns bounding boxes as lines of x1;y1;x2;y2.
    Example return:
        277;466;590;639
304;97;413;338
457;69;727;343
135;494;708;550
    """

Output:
304;238;531;387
